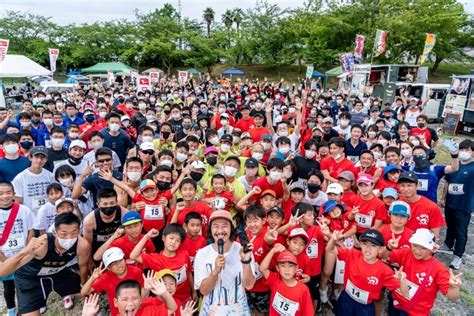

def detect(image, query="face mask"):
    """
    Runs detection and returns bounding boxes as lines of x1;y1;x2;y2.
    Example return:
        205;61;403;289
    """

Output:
459;151;472;161
307;122;316;129
323;127;332;133
252;152;263;161
190;171;204;182
126;103;133;110
86;116;95;123
44;118;53;126
31;119;40;125
157;180;172;191
305;150;316;159
207;156;217;166
378;139;388;146
279;146;290;155
278;130;288;137
3;144;18;155
68;132;78;139
139;103;147;111
173;94;179;99
201;108;208;114
100;205;118;216
209;137;219;145
220;119;229;126
146;115;155;121
336;99;343;105
109;123;120;132
368;131;377;138
262;143;272;151
57;236;77;250
172;113;181;120
417;122;425;128
142;136;153;143
183;124;192;130
191;149;199;156
51;138;65;148
224;166;238;177
233;136;240;144
340;119;350;127
127;171;142;182
401;149;412;158
411;140;420;146
176;152;188;162
20;121;31;128
220;144;231;153
269;171;282;181
220;96;226;101
99;112;107;118
20;141;33;150
255;102;263;109
307;183;320;193
414;156;430;170
284;170;293;179
373;152;383;160
160;159;173;168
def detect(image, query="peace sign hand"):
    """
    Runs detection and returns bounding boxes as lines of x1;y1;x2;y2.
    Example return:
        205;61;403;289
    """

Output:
388;233;401;250
394;266;406;281
449;269;463;288
289;209;304;227
264;227;279;244
315;217;330;236
91;262;107;280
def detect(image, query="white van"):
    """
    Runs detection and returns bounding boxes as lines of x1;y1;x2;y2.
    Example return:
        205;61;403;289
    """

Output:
41;82;78;94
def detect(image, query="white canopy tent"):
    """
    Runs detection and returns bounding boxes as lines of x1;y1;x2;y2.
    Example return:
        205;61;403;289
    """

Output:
0;54;51;78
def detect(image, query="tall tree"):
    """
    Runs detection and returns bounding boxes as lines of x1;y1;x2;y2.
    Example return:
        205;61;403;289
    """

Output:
233;8;244;31
203;7;215;37
222;10;234;29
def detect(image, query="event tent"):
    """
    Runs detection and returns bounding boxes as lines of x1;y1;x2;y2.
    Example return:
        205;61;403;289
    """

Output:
0;55;51;78
82;62;134;74
325;66;343;77
311;70;327;78
142;68;164;75
222;68;245;76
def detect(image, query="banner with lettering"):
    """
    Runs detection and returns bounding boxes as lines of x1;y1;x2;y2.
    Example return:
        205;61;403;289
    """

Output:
48;48;59;72
374;30;387;57
0;39;9;63
354;35;365;61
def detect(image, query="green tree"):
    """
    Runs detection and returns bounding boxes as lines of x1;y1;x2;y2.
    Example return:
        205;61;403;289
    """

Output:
203;7;215;37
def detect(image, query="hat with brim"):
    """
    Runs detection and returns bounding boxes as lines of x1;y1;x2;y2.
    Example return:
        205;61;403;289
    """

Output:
102;247;125;268
267;206;284;217
409;228;436;250
276;251;298;265
389;201;410;218
359;229;384;246
209;210;233;225
55;198;74;209
121;211;143;226
287;227;309;243
156;268;176;280
261;189;277;198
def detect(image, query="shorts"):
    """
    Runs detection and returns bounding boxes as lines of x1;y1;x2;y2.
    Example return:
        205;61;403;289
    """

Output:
246;291;270;313
336;290;374;316
306;274;321;301
15;270;81;314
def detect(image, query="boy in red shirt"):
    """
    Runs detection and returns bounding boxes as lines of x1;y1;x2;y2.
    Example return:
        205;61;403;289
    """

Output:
381;187;398;224
326;229;409;315
203;174;235;211
282;181;306;223
338;171;357;206
321;137;356;183
180;212;206;269
80;247;145;316
130;224;196;304
259;246;314;316
378;201;413;249
251;158;285;202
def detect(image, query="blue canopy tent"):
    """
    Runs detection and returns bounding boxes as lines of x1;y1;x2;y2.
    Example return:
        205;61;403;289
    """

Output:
221;68;245;76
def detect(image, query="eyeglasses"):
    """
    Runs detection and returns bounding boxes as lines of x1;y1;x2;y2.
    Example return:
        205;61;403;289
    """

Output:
142;150;155;155
97;158;112;163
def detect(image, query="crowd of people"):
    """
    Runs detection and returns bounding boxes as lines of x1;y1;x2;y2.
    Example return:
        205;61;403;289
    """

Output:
0;74;472;316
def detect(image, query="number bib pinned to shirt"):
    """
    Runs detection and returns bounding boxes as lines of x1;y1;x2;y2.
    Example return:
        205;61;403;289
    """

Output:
144;205;164;220
396;279;419;301
173;265;188;285
4;234;25;253
346;279;370;304
448;183;464;195
417;179;429;191
272;291;299;315
355;214;373;228
306;242;318;259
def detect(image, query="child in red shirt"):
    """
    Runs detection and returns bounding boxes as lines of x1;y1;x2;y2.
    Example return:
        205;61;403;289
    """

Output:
378;201;413;249
203;174;235;212
281;182;305;223
259;246;314;316
180;211;206;270
381;187;398;225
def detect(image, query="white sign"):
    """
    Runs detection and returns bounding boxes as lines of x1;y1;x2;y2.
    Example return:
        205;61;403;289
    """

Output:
149;71;160;83
178;71;188;85
48;48;59;72
137;76;151;92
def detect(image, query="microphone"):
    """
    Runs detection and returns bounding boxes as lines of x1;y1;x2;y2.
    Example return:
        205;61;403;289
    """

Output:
217;239;224;255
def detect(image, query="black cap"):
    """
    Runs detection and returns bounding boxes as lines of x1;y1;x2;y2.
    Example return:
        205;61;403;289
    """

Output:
253;112;265;118
267;206;284;218
245;157;258;168
359;229;384;246
398;171;418;183
30;146;49;157
220;134;233;143
241;105;251;111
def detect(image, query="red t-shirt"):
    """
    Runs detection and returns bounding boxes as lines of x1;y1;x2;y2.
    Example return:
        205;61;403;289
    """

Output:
213;114;236;130
337;248;400;304
137;297;170;316
249;126;271;143
252;176;284;202
235;116;255;132
203;190;235;212
347;195;387;233
377;225;413;249
180;234;206;271
401;196;446;231
79;122;103;145
411;128;432;145
341;191;357;208
141;248;192;303
320;156;356;179
109;234;155;266
246;226;272;292
92;265;144;316
304;225;326;276
282;199;296;223
266;271;314;316
168;201;212;235
354;166;380;178
374;178;400;193
389;248;451;316
133;190;173;232
325;212;355;234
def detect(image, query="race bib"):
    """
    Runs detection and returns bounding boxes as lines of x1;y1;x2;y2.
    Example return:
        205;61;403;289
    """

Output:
32;196;47;212
448;183;464;195
396;279;419;301
45;139;52;149
253;261;263;281
173;265;188;285
417;179;429;191
348;156;359;163
4;234;26;253
272;292;299;315
144;205;163;220
346;279;369;304
355;214;373;228
306;242;318;259
96;233;113;242
38;265;67;276
334;259;345;284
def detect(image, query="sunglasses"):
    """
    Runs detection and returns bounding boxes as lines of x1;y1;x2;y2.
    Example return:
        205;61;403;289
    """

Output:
97;158;112;163
142;150;155;155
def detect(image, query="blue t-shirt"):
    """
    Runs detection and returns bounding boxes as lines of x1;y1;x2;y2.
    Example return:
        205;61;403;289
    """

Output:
83;171;123;207
101;128;134;165
345;140;368;164
445;161;474;213
0;156;31;182
410;165;446;203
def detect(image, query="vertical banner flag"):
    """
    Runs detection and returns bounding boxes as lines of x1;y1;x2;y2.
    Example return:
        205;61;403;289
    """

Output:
0;39;9;63
420;33;437;64
305;65;314;79
130;69;139;86
48;48;59;72
178;71;188;85
340;53;355;73
374;30;387;57
354;35;365;61
107;70;115;85
149;72;159;84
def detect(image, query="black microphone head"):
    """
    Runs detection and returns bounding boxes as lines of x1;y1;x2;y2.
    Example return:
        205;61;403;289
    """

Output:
217;238;224;255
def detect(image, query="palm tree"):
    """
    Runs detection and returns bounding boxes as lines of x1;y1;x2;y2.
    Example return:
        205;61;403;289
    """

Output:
222;9;234;29
203;7;215;38
233;8;244;31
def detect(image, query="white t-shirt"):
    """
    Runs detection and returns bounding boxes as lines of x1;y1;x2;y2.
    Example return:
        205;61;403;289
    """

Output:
62;186;94;218
0;204;34;258
12;168;55;217
238;175;252;193
303;190;328;207
272;132;300;152
83;150;122;172
53;159;89;178
194;242;253;316
334;125;351;140
34;202;56;230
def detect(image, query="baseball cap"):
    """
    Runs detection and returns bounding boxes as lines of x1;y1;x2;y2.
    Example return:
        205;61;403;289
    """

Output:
30;146;48;157
69;139;86;150
276;251;298;265
205;146;218;155
102;247;125;268
322;117;333;124
359;229;384;246
267;206;284;218
290;181;305;192
84;109;95;117
326;183;344;195
121;211;143;226
409;228;436;250
140;179;157;191
253;112;264;118
156;268;176;280
261;134;272;141
398;171;418;183
245;157;258;168
261;189;277;198
287;227;309;243
121;115;130;122
190;160;206;170
241;132;251;140
357;173;374;185
140;142;155;152
209;210;233;224
383;164;401;180
241;105;251;111
389;201;410;218
220;113;229;119
410;97;419;102
338;171;355;181
382;187;398;199
220;134;233;143
55;198;74;209
322;200;345;215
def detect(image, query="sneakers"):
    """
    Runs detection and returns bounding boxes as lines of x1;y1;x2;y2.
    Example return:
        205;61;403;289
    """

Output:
64;295;74;309
7;308;17;316
319;286;329;303
40;307;47;314
449;256;462;270
438;243;453;254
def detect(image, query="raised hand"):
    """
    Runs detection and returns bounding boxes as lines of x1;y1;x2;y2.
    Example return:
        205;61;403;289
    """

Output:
175;201;186;213
449;269;463;288
180;300;198;316
82;293;100;316
143;270;156;291
251;186;262;195
272;243;286;253
264;228;279;244
387;233;401;250
315;218;330;236
146;228;160;239
394;266;407;281
150;278;167;296
288;209;304;227
98;169;113;182
91;262;107;280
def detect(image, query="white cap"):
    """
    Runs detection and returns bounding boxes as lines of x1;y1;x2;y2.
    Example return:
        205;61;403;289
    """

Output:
409;228;436;250
191;160;206;170
102;247;125;268
410;97;419;102
326;183;344;195
121;115;130;122
69;139;86;150
139;142;155;151
54;197;74;209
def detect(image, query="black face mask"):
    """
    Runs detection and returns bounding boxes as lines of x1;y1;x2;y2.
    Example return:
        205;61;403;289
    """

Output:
20;141;33;149
164;110;171;115
162;131;170;139
206;156;217;166
86;116;95;123
190;171;204;182
307;183;320;193
417;122;425;128
414;156;430;170
157;180;172;191
100;205;118;216
69;155;82;164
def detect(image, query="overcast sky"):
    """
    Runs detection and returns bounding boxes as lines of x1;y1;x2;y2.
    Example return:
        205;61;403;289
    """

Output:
3;0;470;26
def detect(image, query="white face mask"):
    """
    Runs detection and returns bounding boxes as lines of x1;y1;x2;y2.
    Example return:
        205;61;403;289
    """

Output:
279;146;290;155
57;236;77;250
160;159;173;167
59;177;72;186
288;108;296;114
3;144;18;155
284;170;293;179
20;121;31;128
68;132;78;139
218;108;226;114
411;140;420;146
99;112;107;118
252;152;263;161
340;119;350;127
209;137;219;145
142;136;153;143
278;130;288;137
220;144;231;153
378;139;388;146
138;103;147;110
44;118;53;126
51;138;65;148
305;150;316;159
109;123;120;132
459;151;472;161
401;149;412;158
176;152;188;162
368;131;377;138
127;171;142;182
146;115;155;121
224;166;238;177
262;142;272;151
269;171;282;181
373;152;383;160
